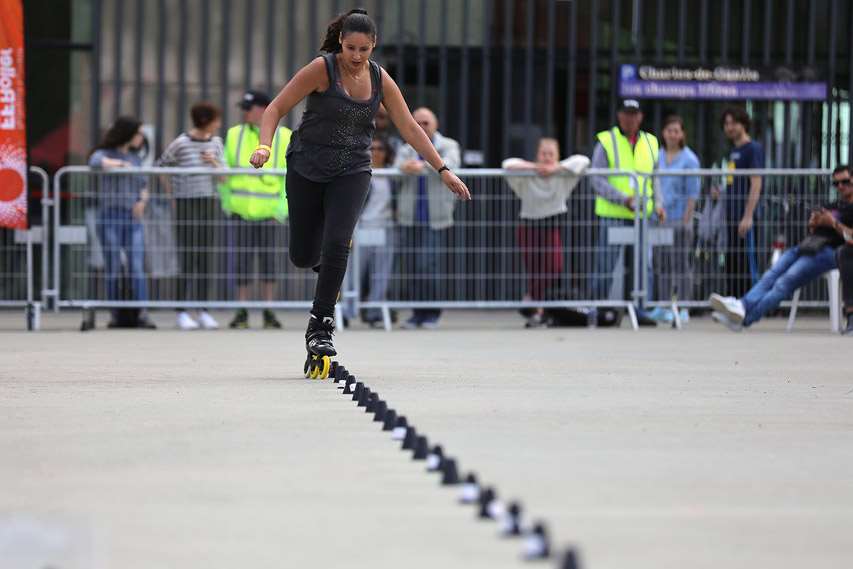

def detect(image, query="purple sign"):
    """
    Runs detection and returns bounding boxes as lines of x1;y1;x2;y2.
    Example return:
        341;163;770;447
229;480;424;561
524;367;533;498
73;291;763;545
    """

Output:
618;64;827;101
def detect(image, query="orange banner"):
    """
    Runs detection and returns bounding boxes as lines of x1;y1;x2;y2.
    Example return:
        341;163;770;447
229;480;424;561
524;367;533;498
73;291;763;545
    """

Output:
0;0;27;229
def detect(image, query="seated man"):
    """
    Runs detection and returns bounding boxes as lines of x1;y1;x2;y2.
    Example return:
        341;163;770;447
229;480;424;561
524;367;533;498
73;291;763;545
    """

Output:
710;165;853;331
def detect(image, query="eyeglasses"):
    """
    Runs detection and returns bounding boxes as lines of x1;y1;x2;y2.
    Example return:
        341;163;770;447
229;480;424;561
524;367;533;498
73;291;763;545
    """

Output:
832;179;852;187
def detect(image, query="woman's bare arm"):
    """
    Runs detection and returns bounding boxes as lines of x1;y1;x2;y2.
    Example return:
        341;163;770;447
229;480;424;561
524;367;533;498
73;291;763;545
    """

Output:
250;58;328;167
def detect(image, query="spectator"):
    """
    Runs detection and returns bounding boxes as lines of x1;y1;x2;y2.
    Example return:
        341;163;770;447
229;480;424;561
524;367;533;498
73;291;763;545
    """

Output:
353;135;397;327
650;115;700;323
158;101;224;330
395;107;461;329
502;137;590;327
88;116;156;328
721;106;764;298
221;90;291;329
590;99;664;327
710;165;853;331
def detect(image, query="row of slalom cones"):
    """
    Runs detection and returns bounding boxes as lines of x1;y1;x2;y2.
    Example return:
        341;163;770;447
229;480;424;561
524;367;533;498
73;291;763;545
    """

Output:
328;361;582;568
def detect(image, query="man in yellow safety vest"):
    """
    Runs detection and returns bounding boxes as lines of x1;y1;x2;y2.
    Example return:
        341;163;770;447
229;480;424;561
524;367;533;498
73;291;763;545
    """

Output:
221;90;292;329
590;99;664;327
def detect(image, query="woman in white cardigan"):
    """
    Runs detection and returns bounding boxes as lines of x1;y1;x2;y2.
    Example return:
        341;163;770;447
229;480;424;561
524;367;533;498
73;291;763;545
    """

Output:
502;138;590;327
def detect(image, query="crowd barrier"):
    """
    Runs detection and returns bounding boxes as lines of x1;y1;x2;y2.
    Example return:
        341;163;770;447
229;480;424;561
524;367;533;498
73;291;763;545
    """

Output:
1;166;840;331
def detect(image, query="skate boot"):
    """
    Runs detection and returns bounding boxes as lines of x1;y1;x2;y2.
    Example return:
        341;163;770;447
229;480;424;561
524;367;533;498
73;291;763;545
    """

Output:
304;314;336;379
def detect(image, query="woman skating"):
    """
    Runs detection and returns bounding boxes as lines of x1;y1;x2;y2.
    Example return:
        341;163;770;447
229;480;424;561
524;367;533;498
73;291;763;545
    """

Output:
250;8;470;377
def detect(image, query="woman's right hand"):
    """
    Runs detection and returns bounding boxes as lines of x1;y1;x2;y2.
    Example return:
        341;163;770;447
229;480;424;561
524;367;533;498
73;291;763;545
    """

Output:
249;149;270;169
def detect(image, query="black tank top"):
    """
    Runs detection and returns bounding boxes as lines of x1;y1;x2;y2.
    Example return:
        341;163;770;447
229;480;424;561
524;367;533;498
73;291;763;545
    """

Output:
286;53;383;182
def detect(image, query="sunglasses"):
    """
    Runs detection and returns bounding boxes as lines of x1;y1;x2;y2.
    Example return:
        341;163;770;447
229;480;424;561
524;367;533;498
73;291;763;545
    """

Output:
832;179;852;187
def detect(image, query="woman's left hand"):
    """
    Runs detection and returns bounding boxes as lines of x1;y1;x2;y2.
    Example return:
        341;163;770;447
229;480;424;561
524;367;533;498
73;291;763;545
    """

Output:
656;207;667;224
441;170;471;200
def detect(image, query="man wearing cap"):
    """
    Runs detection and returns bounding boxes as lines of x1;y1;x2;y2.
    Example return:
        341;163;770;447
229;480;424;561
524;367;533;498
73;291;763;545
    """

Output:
590;99;664;327
221;90;292;329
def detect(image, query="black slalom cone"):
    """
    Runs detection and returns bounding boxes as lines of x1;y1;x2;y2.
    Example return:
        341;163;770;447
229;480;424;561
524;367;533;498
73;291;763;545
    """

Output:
522;522;550;560
559;548;581;569
440;458;460;485
478;487;496;519
365;392;379;413
373;400;387;422
357;387;371;407
501;501;523;537
412;436;429;460
351;382;364;401
426;445;444;472
459;473;479;504
391;416;408;440
401;426;418;450
382;409;397;431
343;376;356;393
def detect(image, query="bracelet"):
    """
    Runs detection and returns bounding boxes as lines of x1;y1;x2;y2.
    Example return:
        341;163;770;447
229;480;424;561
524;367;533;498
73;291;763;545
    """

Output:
437;164;450;174
255;144;272;154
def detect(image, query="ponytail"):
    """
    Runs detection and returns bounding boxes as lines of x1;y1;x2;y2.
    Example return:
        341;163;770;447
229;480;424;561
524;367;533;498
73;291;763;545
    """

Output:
320;8;377;53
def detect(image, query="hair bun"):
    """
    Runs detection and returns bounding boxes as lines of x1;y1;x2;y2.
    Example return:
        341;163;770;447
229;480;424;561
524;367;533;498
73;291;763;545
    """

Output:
349;8;368;15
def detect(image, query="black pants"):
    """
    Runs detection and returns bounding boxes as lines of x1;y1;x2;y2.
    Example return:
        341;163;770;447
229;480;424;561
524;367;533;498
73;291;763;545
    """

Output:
838;244;853;310
724;226;759;299
175;197;219;303
286;169;371;318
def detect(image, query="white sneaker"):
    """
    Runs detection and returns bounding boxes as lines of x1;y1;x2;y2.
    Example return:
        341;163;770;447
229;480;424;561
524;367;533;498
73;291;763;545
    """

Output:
709;293;745;323
711;310;743;332
177;311;200;330
197;311;219;330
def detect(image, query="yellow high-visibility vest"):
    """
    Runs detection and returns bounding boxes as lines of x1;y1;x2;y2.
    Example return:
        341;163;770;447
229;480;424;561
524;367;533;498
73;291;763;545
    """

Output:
595;127;659;219
220;123;291;221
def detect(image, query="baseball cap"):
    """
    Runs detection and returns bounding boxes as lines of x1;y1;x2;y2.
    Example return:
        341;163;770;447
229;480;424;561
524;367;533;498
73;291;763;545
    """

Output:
238;90;272;110
618;99;642;113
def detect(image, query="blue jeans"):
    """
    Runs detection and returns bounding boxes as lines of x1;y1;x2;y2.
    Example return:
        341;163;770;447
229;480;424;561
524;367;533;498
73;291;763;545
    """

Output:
593;217;653;307
741;245;837;327
98;207;148;301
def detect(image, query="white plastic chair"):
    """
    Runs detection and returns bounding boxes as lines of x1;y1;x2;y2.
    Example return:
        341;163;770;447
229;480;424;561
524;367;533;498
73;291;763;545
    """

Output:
786;269;842;333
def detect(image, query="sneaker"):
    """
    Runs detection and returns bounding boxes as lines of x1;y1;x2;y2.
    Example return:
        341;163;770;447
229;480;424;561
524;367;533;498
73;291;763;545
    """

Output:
197;310;219;330
402;315;422;329
229;308;249;329
636;310;658;327
137;311;157;330
177;311;200;330
843;313;853;336
420;315;440;329
709;293;745;323
524;312;547;328
646;307;666;322
263;309;282;329
711;310;743;332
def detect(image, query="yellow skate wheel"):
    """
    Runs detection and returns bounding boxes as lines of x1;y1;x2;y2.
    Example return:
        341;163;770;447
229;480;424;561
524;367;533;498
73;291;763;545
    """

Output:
309;356;321;379
318;355;331;379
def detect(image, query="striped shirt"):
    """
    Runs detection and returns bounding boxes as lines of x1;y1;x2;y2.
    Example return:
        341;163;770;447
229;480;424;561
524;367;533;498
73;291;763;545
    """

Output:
157;133;224;198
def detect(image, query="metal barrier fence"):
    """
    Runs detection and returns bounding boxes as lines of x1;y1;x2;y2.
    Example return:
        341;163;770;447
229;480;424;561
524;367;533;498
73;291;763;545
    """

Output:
2;166;838;331
0;166;49;329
